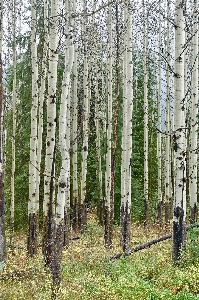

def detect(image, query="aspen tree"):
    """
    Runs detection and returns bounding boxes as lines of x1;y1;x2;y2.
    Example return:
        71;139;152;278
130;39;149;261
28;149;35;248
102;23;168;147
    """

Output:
36;0;48;232
120;2;127;247
165;0;172;227
0;0;6;264
143;0;149;226
94;71;103;222
51;0;74;285
71;44;78;231
28;0;39;256
98;41;106;226
110;1;120;244
80;0;89;232
104;4;113;247
10;0;17;243
93;24;103;226
53;0;74;282
189;0;198;223
173;0;186;263
157;2;162;225
120;0;133;251
43;0;60;267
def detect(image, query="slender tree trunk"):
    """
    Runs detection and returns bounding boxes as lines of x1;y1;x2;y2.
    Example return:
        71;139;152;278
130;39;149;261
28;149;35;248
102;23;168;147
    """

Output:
71;45;79;232
173;0;186;264
189;0;198;224
80;0;89;233
94;47;103;226
143;0;149;226
97;43;106;226
28;0;39;256
10;0;17;244
110;1;120;244
165;0;172;228
120;4;127;247
104;4;113;247
43;0;60;267
120;0;133;252
52;0;74;286
0;0;6;264
35;0;48;240
157;3;162;225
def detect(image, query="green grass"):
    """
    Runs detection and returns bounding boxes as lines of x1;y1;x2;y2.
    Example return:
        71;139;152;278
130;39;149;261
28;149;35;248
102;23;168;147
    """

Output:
1;216;199;299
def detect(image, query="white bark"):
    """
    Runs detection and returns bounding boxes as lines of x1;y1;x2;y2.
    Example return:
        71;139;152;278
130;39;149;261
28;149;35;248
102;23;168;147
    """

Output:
0;0;6;263
95;69;103;214
104;4;113;245
57;0;74;226
120;0;133;250
80;0;89;230
72;44;78;226
125;2;133;213
189;0;198;222
165;0;172;224
143;0;149;224
11;0;17;236
29;0;39;221
157;3;162;223
173;0;186;262
121;4;127;212
36;0;48;216
43;0;60;217
173;0;186;215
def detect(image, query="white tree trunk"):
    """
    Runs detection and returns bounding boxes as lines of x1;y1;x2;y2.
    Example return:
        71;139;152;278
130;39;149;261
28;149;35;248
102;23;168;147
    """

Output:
121;4;127;229
80;0;89;232
10;0;17;242
43;0;60;268
28;0;39;256
121;0;133;252
173;0;186;263
71;45;78;231
36;0;48;225
157;3;162;225
0;0;6;264
104;4;113;247
94;51;103;225
56;0;74;244
189;0;198;223
165;0;172;226
143;0;149;225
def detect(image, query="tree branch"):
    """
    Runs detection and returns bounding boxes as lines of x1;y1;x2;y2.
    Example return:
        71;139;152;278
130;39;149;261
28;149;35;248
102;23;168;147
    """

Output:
110;223;199;260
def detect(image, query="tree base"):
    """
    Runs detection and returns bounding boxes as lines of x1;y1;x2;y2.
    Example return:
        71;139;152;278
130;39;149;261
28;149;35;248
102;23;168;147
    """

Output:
27;213;38;256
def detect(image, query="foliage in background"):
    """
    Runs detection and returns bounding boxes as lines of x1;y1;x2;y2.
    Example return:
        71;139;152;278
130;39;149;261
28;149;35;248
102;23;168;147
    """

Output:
4;47;158;230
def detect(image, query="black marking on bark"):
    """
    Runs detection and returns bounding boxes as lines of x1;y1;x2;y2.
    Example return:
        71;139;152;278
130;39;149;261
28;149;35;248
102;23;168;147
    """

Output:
79;201;87;233
173;206;185;263
72;197;78;231
63;207;70;247
190;203;198;224
27;213;39;256
104;205;112;247
123;202;131;252
157;200;163;225
59;181;66;189
174;142;178;152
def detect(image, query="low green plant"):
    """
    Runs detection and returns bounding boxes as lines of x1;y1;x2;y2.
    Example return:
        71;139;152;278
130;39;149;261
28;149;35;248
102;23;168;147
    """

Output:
183;226;199;265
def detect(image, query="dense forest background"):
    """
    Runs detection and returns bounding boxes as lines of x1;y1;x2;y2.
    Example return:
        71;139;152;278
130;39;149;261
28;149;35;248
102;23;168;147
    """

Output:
0;0;199;298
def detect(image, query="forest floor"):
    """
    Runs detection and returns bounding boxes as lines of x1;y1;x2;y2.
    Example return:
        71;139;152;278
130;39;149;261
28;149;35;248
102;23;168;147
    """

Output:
1;213;199;300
